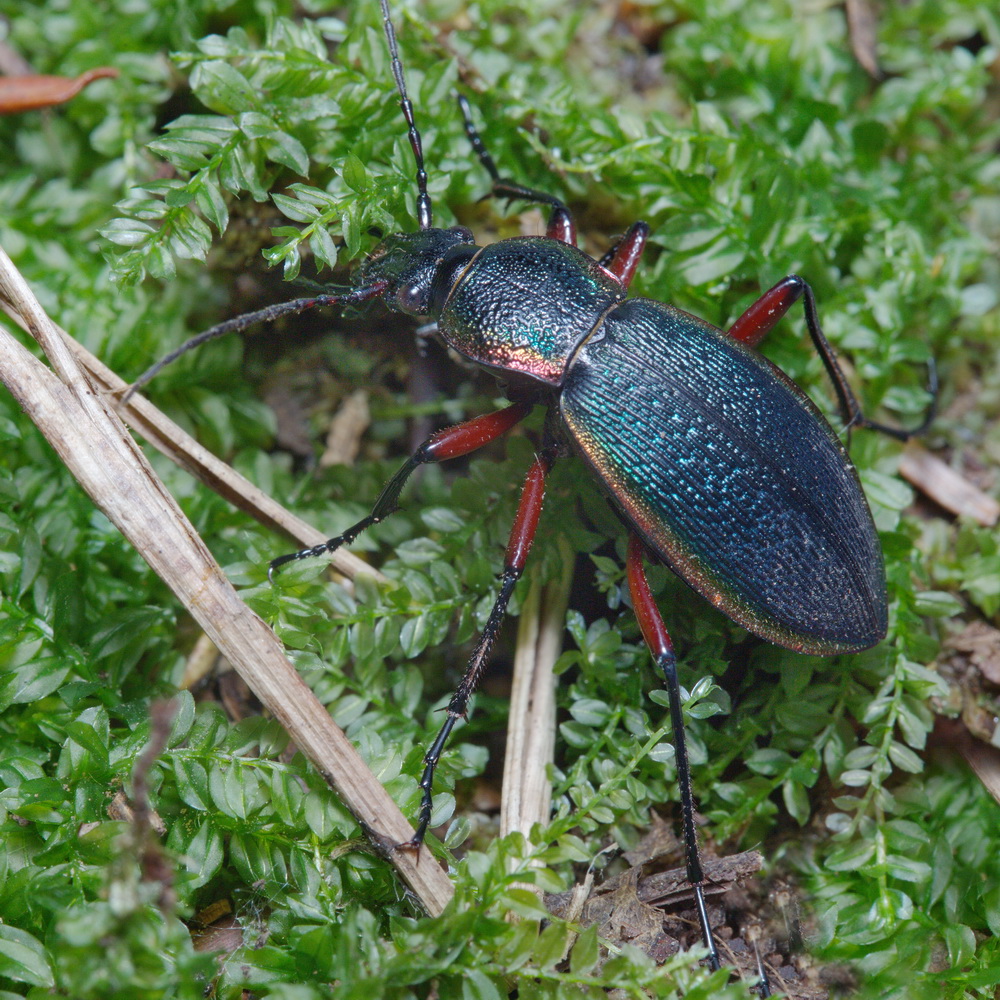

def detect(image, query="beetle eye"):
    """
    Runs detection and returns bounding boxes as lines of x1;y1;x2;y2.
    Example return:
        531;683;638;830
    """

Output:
396;283;424;313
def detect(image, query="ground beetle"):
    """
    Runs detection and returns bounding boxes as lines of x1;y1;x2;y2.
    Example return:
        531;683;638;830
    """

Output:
127;1;935;986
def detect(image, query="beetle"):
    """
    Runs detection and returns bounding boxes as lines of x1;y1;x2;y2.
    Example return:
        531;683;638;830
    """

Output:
126;0;934;985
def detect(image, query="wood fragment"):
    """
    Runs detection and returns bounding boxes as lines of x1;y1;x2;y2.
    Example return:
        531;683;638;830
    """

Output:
320;389;371;467
845;0;882;80
180;632;223;690
899;442;1000;526
546;849;765;978
634;850;764;909
622;811;681;866
500;538;573;845
949;621;1000;686
59;325;382;584
545;848;764;916
934;717;1000;808
264;379;314;458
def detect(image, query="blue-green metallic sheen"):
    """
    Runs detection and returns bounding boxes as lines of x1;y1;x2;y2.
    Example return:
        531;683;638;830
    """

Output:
560;298;886;654
439;238;623;385
359;228;887;654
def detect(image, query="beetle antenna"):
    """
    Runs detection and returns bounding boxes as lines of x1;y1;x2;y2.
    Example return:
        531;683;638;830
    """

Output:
379;0;433;230
119;282;387;405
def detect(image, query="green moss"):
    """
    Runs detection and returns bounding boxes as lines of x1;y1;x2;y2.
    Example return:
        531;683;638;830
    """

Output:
1;0;998;996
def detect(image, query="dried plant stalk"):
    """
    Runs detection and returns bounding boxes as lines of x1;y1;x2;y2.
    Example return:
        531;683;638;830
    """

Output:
0;245;452;916
501;537;574;843
62;333;381;582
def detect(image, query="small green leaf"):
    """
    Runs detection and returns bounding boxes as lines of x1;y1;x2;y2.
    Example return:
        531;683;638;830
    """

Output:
911;590;964;617
569;923;599;975
462;970;502;1000
839;769;871;787
63;720;110;761
309;227;339;270
191;61;258;114
782;779;811;825
569;698;611;726
342;152;370;193
887;742;924;774
0;925;54;987
174;757;211;811
195;181;229;232
533;921;572;970
746;747;792;776
861;470;913;512
885;853;932;884
400;614;430;659
559;721;595;748
182;820;224;889
677;240;745;285
265;131;310;176
421;507;466;533
504;888;549;920
100;218;155;247
826;840;876;871
237;110;279;139
305;793;336;840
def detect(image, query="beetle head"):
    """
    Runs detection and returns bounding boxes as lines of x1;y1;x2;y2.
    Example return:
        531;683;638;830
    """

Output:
358;227;476;316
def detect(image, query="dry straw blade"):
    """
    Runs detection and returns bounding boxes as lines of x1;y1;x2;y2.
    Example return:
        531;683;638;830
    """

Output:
0;244;452;917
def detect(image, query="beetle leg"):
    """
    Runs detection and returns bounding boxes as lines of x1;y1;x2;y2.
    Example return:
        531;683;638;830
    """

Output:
404;449;555;848
543;206;576;246
753;938;773;997
796;278;938;440
457;94;577;246
725;275;804;348
626;534;722;973
268;401;533;579
728;275;937;440
598;221;650;289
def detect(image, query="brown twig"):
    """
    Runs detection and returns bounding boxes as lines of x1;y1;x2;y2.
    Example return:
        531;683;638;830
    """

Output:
0;245;452;916
0;67;119;114
60;335;382;583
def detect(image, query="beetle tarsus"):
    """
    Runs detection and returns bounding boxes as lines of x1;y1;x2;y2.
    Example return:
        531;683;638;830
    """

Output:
753;938;772;997
627;535;722;970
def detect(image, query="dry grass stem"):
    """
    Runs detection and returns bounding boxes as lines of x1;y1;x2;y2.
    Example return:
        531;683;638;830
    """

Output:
0;246;452;915
501;537;574;846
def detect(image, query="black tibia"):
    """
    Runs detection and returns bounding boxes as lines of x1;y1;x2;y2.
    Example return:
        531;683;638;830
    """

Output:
626;536;722;973
268;402;533;581
403;448;554;848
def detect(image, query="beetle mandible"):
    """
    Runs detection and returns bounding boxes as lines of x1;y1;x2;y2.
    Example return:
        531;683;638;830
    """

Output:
127;0;934;982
